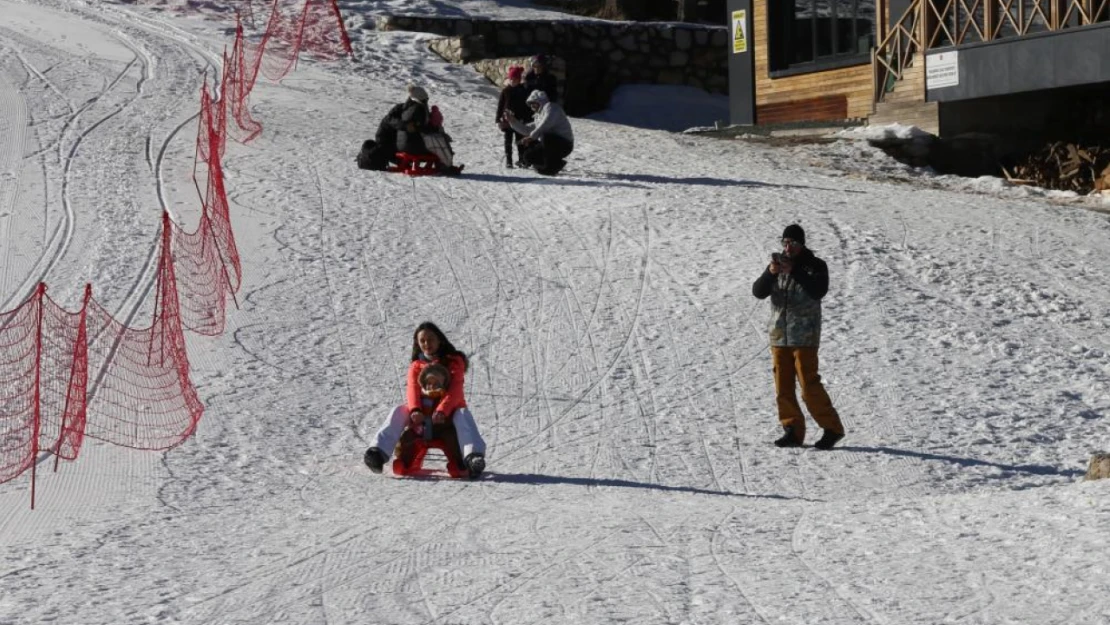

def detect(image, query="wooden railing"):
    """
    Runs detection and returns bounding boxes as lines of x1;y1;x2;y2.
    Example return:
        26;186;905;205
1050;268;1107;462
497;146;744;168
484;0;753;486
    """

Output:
873;0;924;105
873;0;1109;105
925;0;1109;47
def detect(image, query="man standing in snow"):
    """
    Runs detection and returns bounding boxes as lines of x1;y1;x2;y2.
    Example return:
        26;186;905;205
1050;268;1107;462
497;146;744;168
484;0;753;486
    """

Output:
752;224;846;450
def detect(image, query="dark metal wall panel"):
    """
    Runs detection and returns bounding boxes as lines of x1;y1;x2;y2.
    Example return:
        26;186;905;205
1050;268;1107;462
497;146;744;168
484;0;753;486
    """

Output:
727;0;756;125
1009;38;1056;93
1056;42;1102;87
929;24;1110;102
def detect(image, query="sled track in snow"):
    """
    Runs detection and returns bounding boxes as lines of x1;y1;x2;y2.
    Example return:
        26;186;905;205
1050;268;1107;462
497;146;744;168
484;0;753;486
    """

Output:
0;46;137;312
0;46;28;305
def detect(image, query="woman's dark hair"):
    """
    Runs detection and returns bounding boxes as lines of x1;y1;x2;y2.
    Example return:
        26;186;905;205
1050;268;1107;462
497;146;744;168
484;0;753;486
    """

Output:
411;321;469;370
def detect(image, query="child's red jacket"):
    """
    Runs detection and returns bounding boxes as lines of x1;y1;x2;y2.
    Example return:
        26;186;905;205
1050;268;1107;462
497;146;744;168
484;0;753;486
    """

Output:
405;354;467;418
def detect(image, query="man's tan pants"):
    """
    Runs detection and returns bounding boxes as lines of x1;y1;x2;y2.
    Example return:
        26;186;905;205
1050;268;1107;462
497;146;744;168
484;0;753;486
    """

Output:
772;346;844;442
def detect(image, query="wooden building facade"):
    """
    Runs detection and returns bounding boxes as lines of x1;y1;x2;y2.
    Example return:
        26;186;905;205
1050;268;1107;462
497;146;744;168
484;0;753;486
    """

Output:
727;0;1110;137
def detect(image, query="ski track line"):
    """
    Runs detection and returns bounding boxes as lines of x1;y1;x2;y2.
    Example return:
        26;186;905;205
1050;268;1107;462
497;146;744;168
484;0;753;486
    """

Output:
105;28;206;326
493;200;650;466
485;182;605;462
447;185;547;471
790;510;888;625
415;181;474;347
209;485;532;625
0;46;88;311
0;49;28;302
179;470;499;622
950;193;1109;350
478;527;632;625
559;202;622;487
620;324;663;483
461;192;526;463
822;213;909;479
650;251;764;495
438;177;592;476
350;183;393;437
10;42;74;161
514;186;585;462
708;506;773;625
313;167;358;410
604;204;742;493
940;569;996;624
582;205;651;486
665;312;727;493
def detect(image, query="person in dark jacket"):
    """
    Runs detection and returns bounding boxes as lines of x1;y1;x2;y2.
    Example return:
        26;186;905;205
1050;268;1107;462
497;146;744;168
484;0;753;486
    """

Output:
395;84;431;155
496;65;531;168
358;101;405;170
523;54;558;104
752;224;846;450
357;85;435;171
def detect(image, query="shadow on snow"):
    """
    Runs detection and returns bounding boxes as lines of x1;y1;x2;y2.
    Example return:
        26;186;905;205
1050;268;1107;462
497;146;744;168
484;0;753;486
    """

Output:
845;446;1086;480
483;472;813;501
460;171;866;193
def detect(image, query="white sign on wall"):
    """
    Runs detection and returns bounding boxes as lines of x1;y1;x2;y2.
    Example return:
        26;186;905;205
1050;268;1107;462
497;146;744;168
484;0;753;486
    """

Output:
925;51;959;89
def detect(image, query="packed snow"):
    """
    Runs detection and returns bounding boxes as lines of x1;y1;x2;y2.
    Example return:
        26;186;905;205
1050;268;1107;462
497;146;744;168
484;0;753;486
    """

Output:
1;0;1108;624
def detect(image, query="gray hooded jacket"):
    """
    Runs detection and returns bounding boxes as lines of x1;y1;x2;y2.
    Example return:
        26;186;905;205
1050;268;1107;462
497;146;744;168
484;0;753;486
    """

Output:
509;91;573;144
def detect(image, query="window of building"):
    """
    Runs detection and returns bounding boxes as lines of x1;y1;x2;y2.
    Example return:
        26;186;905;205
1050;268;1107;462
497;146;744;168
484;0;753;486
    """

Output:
768;0;876;74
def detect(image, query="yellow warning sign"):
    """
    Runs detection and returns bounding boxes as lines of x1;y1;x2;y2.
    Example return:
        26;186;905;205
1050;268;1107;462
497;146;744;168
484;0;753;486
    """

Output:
732;10;748;54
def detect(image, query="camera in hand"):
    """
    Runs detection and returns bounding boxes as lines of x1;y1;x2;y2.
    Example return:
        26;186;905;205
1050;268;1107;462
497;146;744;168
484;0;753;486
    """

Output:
772;252;786;264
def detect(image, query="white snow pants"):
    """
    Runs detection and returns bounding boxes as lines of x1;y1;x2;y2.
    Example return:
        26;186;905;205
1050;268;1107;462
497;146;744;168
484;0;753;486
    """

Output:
369;405;486;459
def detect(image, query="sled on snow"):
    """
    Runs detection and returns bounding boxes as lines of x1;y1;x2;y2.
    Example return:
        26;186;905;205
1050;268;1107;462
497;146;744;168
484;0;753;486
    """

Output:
392;421;469;479
388;152;464;177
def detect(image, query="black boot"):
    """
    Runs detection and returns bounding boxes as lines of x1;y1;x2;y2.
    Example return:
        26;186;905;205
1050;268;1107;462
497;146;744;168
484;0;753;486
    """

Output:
465;453;486;479
814;430;844;450
773;427;802;448
506;154;514;168
364;447;388;473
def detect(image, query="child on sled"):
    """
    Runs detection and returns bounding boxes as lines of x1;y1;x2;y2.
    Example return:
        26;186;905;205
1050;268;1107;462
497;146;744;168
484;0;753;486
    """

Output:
364;322;486;478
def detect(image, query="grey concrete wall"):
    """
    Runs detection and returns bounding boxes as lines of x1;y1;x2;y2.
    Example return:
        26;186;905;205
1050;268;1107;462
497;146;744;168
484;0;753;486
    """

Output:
375;15;729;115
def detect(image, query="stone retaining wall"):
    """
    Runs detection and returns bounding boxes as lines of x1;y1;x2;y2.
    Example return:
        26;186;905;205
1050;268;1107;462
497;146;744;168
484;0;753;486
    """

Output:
374;15;728;115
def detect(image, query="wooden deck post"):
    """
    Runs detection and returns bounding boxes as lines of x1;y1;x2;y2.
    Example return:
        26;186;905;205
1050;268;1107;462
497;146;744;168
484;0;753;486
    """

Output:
984;0;997;39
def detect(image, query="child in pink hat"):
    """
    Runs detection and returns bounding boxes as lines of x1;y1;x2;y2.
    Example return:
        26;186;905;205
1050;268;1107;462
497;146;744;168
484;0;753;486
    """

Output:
495;65;531;168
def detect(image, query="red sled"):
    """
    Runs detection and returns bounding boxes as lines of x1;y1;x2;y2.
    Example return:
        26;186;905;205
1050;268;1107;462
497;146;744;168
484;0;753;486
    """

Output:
388;152;442;176
392;424;468;478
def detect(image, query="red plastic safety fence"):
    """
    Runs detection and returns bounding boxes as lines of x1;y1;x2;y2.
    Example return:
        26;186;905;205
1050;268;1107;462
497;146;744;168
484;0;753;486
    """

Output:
0;0;351;507
183;79;243;337
0;216;203;508
223;0;351;141
81;214;202;455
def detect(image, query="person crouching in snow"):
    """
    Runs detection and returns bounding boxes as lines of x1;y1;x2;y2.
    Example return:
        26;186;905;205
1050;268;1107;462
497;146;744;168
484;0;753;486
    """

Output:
364;322;486;478
496;65;531;168
504;89;574;176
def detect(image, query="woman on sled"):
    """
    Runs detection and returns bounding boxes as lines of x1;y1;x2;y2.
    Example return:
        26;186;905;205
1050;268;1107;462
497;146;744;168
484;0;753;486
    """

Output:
364;322;486;478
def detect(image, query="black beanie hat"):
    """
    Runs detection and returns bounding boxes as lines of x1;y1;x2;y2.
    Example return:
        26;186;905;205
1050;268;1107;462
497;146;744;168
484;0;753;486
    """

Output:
782;224;805;245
